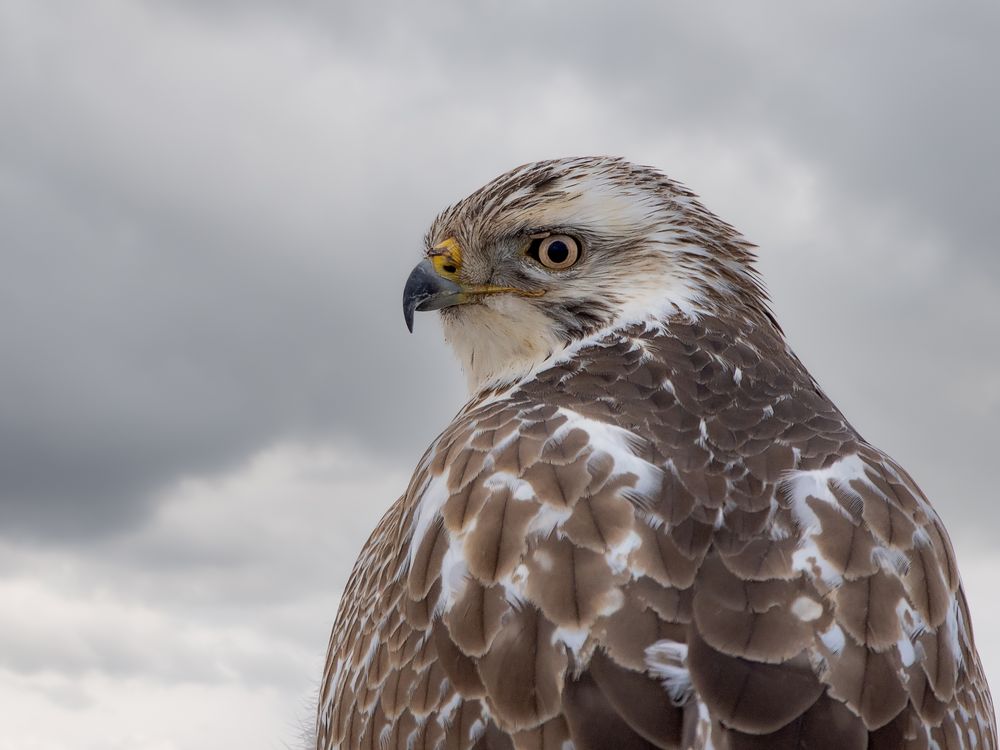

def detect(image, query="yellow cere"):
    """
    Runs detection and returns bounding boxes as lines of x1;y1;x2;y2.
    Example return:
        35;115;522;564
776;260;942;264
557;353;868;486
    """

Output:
430;237;463;279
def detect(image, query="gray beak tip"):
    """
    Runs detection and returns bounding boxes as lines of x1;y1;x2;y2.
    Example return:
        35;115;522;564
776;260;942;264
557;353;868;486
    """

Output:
402;258;463;333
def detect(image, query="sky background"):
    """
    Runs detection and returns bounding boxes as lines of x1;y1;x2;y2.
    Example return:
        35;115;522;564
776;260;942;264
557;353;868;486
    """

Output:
1;1;998;748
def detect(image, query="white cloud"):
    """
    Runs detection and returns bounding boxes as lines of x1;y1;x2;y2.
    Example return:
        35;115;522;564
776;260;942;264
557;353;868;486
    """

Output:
0;670;297;750
0;440;409;750
957;556;1000;701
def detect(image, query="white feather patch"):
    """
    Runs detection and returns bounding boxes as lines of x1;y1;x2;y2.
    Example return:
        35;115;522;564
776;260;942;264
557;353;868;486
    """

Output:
790;596;824;622
407;467;451;571
645;640;693;705
552;408;664;501
783;453;869;586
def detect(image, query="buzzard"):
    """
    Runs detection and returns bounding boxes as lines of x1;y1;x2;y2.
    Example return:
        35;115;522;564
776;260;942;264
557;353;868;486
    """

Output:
316;157;995;749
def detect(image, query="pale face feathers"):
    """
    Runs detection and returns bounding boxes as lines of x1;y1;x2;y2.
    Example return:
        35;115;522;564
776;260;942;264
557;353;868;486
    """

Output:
422;157;769;392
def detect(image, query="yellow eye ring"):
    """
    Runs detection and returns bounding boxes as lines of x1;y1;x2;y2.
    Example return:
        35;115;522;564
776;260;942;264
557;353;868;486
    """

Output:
531;234;580;270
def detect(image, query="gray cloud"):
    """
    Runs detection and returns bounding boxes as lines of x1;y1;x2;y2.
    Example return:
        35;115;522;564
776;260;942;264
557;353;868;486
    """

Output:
0;0;995;549
1;2;999;747
3;0;996;543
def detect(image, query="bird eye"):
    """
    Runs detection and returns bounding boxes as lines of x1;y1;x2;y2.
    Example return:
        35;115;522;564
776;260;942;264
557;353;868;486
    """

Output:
529;234;580;270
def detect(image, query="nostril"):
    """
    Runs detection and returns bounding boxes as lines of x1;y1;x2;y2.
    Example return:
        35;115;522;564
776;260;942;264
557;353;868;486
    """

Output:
442;265;457;274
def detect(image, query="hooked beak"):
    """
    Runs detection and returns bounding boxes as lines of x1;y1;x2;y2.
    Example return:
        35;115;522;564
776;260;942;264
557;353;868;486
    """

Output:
402;259;464;333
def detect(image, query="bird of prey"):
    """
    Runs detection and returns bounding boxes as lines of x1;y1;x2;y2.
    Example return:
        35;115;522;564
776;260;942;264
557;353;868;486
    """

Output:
316;157;995;749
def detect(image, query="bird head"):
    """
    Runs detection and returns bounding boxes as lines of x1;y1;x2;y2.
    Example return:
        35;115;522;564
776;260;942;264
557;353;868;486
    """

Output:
403;157;770;392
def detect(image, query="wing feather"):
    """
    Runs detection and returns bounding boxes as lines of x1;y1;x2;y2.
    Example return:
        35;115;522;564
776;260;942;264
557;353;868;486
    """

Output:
317;316;995;749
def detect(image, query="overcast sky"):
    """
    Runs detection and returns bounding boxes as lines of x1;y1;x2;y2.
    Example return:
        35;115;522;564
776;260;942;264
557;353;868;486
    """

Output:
1;1;998;748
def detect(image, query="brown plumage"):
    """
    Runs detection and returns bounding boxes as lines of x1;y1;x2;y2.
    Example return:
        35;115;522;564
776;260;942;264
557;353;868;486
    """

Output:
317;157;995;749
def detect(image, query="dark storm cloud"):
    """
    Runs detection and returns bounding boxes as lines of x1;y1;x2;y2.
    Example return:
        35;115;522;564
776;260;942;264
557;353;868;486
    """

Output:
0;162;452;535
1;0;997;542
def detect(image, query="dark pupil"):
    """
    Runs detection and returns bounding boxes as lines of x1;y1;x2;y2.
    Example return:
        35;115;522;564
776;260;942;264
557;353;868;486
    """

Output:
546;240;569;264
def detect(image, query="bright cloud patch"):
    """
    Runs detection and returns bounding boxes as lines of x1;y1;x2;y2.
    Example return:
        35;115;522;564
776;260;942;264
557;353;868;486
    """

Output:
0;441;406;750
